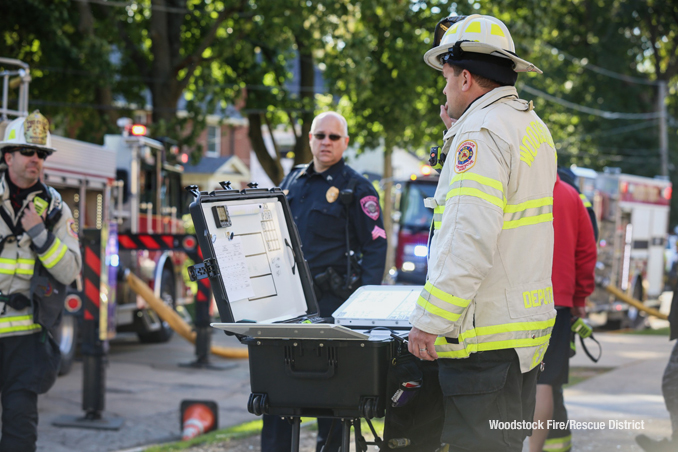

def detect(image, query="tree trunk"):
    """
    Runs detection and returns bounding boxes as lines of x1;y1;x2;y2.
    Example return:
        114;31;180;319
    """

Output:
382;138;395;281
76;1;117;126
150;0;182;125
248;112;285;185
293;43;314;166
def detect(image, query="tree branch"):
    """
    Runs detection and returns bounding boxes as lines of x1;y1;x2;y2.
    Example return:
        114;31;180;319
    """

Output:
259;45;301;142
263;113;280;156
174;0;248;81
642;13;662;78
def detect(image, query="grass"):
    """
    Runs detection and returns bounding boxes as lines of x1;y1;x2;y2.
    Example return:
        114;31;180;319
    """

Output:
144;420;264;452
624;327;671;335
143;417;385;451
565;366;614;388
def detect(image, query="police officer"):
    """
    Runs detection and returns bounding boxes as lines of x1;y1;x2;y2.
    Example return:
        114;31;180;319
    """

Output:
261;111;387;452
408;15;556;452
0;111;82;451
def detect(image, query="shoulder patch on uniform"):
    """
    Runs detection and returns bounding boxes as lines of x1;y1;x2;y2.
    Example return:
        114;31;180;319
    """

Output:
454;140;477;173
360;196;380;220
67;218;78;238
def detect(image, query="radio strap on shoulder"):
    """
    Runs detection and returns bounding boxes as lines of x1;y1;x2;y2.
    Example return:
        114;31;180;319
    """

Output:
0;205;20;255
340;178;359;289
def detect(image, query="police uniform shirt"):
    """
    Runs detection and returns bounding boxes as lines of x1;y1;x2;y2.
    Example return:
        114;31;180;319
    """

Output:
281;159;387;288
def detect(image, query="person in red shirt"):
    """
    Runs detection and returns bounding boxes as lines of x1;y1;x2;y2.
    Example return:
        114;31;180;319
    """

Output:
529;174;597;452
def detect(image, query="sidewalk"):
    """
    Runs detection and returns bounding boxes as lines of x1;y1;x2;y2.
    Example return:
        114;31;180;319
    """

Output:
557;332;674;451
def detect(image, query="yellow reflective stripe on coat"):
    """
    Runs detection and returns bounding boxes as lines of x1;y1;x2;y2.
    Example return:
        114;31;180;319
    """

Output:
503;196;554;229
433;205;445;230
447;173;506;209
0;314;41;334
543;434;572;452
16;258;35;275
0;257;35;276
503;213;553;229
450;172;504;192
417;282;471;322
447;187;505;209
433;317;555;358
579;193;592;208
40;238;68;269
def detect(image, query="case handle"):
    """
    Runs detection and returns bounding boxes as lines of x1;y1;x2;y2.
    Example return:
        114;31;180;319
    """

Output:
284;361;336;379
284;238;296;275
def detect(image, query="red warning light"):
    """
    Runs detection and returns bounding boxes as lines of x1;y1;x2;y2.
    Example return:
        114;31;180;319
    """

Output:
131;124;147;136
182;236;196;250
180;153;189;164
663;186;672;200
65;294;82;313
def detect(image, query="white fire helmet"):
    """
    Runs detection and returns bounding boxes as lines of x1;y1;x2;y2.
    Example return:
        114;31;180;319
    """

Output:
0;110;57;154
423;14;542;74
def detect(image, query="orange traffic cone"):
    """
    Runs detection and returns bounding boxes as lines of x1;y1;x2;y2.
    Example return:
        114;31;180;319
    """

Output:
180;400;218;441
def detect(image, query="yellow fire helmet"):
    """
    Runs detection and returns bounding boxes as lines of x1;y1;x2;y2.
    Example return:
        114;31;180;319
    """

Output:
423;14;542;74
0;110;57;154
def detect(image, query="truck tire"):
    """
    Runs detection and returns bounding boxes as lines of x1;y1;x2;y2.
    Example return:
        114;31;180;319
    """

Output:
56;315;78;376
137;267;177;343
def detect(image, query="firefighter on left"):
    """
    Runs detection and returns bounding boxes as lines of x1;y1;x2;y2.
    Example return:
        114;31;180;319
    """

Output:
0;111;81;452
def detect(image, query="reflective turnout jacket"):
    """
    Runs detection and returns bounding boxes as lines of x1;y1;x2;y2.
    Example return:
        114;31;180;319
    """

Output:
0;173;81;338
410;86;557;372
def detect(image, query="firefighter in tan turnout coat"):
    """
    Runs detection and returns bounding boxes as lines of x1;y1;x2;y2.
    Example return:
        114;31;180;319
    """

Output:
0;111;81;452
407;15;558;451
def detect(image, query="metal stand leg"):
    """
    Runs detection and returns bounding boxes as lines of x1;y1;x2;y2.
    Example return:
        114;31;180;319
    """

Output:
52;231;123;430
341;419;352;452
179;274;233;370
291;417;301;452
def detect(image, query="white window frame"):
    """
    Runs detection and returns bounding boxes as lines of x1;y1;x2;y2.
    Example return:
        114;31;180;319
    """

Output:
206;125;221;157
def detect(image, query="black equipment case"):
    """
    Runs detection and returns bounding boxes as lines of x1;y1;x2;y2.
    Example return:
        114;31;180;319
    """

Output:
186;185;395;421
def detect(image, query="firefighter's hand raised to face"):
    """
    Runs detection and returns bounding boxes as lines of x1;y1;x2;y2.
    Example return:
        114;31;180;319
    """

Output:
408;327;439;361
21;201;45;231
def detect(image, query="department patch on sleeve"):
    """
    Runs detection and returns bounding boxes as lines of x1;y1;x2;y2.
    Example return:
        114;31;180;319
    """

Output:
360;196;380;220
454;140;477;173
67;218;78;238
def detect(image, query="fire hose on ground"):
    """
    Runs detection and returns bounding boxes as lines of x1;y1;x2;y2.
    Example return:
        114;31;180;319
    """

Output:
125;270;249;359
604;284;668;321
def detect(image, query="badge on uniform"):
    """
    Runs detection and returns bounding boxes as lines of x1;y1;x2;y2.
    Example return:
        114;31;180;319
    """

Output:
360;196;380;220
67;218;78;238
326;187;339;203
454;140;477;173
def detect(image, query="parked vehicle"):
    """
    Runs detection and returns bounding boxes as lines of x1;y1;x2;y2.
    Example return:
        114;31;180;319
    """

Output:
393;176;437;284
571;166;672;328
1;58;193;374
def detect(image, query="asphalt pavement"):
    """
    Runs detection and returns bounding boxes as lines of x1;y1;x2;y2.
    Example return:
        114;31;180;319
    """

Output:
34;330;257;452
7;328;675;452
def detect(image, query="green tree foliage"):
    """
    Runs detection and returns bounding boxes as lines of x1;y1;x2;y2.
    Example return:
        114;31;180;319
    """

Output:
3;1;678;225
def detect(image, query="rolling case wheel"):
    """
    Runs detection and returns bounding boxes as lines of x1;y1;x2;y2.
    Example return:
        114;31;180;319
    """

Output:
247;393;260;415
259;393;270;415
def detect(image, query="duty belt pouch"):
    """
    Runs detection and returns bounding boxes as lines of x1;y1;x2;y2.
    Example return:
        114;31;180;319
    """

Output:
381;352;444;451
30;259;67;336
29;260;66;393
